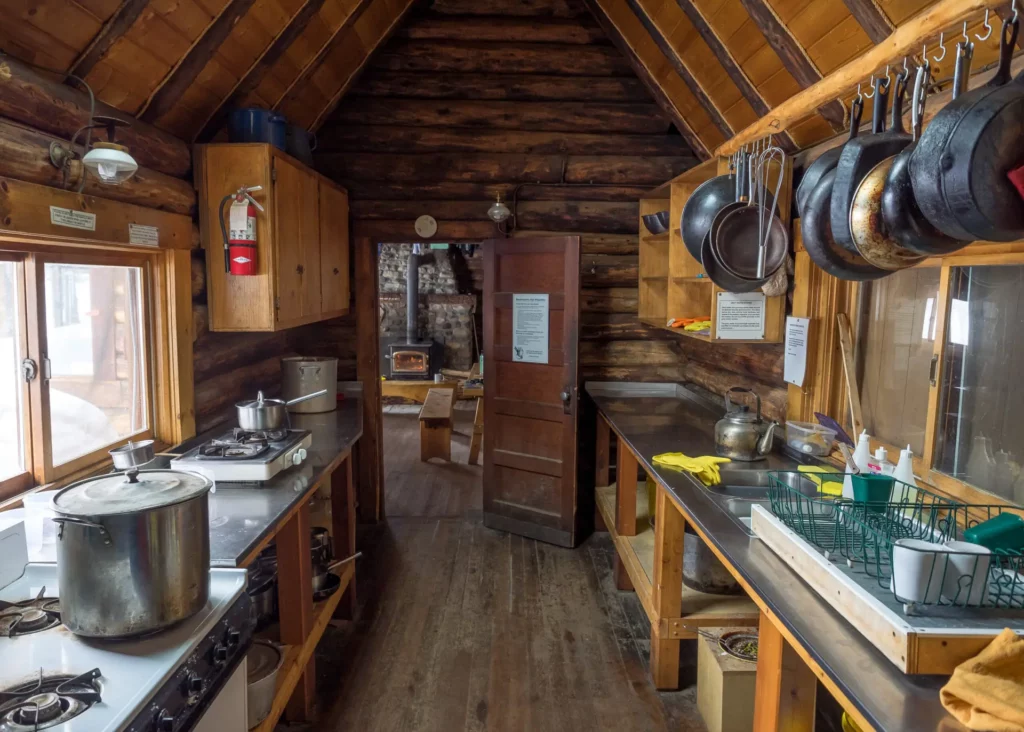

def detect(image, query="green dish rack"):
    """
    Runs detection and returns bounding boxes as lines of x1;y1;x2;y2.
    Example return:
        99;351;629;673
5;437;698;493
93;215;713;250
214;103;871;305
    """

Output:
766;471;1024;611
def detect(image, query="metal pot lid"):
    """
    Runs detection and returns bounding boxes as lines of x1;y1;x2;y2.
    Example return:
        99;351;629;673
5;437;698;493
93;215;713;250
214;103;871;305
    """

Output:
53;469;212;517
248;640;282;683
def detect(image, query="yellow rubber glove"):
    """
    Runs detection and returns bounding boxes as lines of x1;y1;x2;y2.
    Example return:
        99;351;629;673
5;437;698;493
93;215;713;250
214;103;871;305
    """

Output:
652;453;731;486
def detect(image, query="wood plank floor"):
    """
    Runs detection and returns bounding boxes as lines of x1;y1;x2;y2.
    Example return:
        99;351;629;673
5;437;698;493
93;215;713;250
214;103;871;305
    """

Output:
305;411;706;732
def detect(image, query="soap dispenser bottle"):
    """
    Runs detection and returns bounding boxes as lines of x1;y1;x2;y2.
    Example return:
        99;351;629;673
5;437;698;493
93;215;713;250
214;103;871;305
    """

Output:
871;446;894;475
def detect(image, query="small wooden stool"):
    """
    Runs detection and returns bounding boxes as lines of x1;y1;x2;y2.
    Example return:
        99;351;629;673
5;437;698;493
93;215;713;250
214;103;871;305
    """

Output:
468;397;483;465
419;388;454;462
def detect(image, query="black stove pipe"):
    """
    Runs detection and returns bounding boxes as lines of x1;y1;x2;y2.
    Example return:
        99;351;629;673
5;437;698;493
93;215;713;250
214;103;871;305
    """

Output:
406;245;433;343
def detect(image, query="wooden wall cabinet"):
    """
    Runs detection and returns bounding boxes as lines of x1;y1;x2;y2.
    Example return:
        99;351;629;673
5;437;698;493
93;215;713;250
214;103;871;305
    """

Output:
196;143;350;332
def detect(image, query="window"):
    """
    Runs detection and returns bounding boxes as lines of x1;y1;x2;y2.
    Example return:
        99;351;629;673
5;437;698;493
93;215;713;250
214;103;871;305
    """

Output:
0;251;153;497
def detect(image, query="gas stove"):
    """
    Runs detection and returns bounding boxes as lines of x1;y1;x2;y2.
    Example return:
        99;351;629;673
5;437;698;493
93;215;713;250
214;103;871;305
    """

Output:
0;563;252;732
170;428;312;482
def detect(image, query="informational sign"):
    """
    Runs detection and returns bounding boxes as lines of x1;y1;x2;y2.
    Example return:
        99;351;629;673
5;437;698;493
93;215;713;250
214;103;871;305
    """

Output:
429;243;449;250
512;293;549;364
128;223;160;247
716;291;766;340
49;206;96;231
784;316;810;387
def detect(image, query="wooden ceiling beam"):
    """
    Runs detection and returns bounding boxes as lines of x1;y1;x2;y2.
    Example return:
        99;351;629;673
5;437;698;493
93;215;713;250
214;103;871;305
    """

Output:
139;0;257;123
671;0;796;151
581;0;709;159
195;0;328;141
272;0;376;111
840;0;895;44
67;0;152;78
738;0;846;132
622;0;733;141
308;0;419;131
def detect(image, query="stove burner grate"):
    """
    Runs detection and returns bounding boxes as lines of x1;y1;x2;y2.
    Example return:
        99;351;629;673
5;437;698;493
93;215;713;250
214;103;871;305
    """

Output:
0;669;101;731
233;427;289;443
0;591;61;638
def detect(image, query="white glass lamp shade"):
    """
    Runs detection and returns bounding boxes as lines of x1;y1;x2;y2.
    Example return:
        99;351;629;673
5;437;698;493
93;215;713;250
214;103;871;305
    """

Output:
487;197;511;223
82;142;139;185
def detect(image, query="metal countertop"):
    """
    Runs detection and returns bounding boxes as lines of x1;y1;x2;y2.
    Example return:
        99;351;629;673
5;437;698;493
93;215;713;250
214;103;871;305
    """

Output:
586;381;963;732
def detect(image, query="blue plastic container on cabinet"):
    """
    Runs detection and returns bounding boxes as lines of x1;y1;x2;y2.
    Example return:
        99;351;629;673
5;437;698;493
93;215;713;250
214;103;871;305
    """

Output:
227;108;287;150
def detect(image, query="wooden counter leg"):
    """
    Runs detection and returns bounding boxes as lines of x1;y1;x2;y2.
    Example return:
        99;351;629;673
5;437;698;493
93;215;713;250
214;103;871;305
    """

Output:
753;612;816;731
595;414;610;488
331;451;358;620
616;439;639;536
277;502;316;722
651;484;684;690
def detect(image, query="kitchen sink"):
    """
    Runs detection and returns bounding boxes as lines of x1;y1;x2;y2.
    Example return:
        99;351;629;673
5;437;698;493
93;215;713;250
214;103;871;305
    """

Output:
697;469;820;535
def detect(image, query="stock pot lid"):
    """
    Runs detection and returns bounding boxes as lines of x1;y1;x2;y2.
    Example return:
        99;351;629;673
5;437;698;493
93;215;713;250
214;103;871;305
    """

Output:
53;469;212;516
248;641;282;683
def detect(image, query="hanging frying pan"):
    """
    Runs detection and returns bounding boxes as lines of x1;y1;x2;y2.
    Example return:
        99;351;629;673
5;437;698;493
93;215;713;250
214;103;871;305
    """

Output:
795;97;863;219
909;37;983;241
848;69;926;271
714;150;788;280
937;16;1024;241
802;169;888;281
880;60;970;255
681;155;738;262
700;231;766;293
832;75;912;254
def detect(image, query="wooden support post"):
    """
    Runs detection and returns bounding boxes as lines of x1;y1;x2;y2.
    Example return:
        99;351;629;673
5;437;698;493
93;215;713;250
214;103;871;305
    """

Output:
354;237;384;523
752;612;817;731
276;503;316;721
651;484;685;690
596;414;610;488
331;451;357;619
616;439;640;537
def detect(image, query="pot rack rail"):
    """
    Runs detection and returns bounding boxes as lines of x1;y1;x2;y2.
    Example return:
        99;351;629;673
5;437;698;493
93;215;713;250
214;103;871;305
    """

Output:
716;0;1013;155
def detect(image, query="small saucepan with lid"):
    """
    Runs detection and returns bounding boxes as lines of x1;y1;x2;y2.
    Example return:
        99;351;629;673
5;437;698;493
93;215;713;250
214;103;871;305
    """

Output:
235;389;328;431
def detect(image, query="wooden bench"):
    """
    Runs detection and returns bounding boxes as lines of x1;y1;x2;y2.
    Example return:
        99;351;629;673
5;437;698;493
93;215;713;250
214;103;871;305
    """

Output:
419;388;454;462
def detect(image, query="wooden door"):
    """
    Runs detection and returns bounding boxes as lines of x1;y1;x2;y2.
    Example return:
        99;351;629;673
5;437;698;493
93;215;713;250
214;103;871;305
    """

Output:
483;236;581;547
273;154;321;326
319;181;350;315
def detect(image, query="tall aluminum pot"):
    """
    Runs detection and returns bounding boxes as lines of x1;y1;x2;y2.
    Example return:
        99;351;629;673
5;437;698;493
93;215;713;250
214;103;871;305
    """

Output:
282;357;337;413
51;469;212;638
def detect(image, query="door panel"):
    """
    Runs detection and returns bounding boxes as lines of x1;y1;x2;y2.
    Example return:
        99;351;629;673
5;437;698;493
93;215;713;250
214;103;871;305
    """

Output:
319;182;350;314
483;236;580;547
274;155;320;325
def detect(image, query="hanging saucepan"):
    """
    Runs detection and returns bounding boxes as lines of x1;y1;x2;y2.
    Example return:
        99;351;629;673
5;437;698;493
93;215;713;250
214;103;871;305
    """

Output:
848;68;926;271
795;97;864;218
880;60;969;255
908;36;982;241
681;153;738;261
833;75;912;254
701;231;766;293
802;168;889;281
936;16;1024;241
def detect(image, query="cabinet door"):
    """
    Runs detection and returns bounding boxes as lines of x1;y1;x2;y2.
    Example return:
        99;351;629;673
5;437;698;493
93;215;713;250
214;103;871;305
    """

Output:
319;182;350;315
273;155;321;326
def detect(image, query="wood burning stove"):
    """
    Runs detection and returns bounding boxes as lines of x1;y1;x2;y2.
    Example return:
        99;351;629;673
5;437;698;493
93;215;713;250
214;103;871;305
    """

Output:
381;244;444;380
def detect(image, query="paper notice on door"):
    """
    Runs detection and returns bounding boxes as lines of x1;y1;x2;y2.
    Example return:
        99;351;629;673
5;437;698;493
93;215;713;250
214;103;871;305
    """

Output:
129;223;160;246
784;316;810;387
716;291;766;339
512;293;549;364
49;206;96;231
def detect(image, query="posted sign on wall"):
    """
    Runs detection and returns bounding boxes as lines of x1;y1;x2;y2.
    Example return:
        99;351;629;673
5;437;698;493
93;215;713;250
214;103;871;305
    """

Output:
512;294;549;364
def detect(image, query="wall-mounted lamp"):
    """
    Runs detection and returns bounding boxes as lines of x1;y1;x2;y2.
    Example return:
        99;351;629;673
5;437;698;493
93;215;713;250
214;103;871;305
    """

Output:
487;193;511;223
50;115;139;187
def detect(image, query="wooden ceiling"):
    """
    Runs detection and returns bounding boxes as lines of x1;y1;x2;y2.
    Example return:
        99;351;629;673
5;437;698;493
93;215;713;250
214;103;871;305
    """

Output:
0;0;1014;155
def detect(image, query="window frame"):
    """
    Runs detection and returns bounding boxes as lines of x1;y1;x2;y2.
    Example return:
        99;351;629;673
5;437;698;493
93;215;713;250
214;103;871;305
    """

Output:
790;237;1024;510
0;210;194;504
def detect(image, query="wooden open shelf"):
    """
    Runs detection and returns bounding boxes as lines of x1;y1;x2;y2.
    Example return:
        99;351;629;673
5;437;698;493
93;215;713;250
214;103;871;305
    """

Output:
595;483;757;629
253;560;355;732
638;156;790;343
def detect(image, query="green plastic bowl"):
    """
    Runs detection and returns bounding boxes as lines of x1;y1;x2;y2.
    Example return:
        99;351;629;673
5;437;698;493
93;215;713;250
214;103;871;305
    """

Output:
964;513;1024;552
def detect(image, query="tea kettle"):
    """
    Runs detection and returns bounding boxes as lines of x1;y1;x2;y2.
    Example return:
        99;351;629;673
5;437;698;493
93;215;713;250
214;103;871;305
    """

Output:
715;387;778;461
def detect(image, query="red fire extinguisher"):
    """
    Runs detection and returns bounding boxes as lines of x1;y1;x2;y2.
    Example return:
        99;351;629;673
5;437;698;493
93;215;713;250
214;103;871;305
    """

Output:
218;185;264;275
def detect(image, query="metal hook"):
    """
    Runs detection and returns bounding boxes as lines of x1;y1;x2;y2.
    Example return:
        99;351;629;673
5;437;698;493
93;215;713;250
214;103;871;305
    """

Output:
880;65;892;88
962;21;970;43
975;9;992;41
1013;0;1019;23
863;77;876;99
902;56;909;74
856;83;864;101
932;32;946;62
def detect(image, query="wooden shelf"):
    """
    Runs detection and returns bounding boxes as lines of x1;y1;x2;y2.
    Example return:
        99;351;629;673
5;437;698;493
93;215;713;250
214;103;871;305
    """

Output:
253;560;355;732
639;317;711;342
595;483;757;628
641;232;670;243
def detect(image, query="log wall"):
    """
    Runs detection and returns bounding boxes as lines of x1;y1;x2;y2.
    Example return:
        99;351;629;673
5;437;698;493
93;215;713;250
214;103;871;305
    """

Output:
314;5;786;417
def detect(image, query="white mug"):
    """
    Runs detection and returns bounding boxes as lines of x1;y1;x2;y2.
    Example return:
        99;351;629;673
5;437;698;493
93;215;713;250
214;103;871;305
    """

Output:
892;538;950;605
942;540;991;606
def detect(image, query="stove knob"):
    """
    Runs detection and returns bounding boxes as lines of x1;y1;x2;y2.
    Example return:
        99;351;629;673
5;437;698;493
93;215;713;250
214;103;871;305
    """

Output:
227;629;241;647
188;674;204;694
213;643;229;665
157;710;175;731
291;448;307;465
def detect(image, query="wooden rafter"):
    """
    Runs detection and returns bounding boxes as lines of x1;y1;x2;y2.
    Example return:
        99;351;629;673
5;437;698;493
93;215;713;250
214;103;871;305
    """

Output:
840;0;895;44
272;0;376;111
67;0;152;78
195;0;329;141
738;0;847;132
139;0;257;123
623;0;733;140
309;0;420;130
671;0;797;151
581;0;709;159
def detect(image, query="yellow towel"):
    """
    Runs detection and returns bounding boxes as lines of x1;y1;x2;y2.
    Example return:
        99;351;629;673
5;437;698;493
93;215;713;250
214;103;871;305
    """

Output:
653;453;731;486
798;465;844;497
940;628;1024;731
